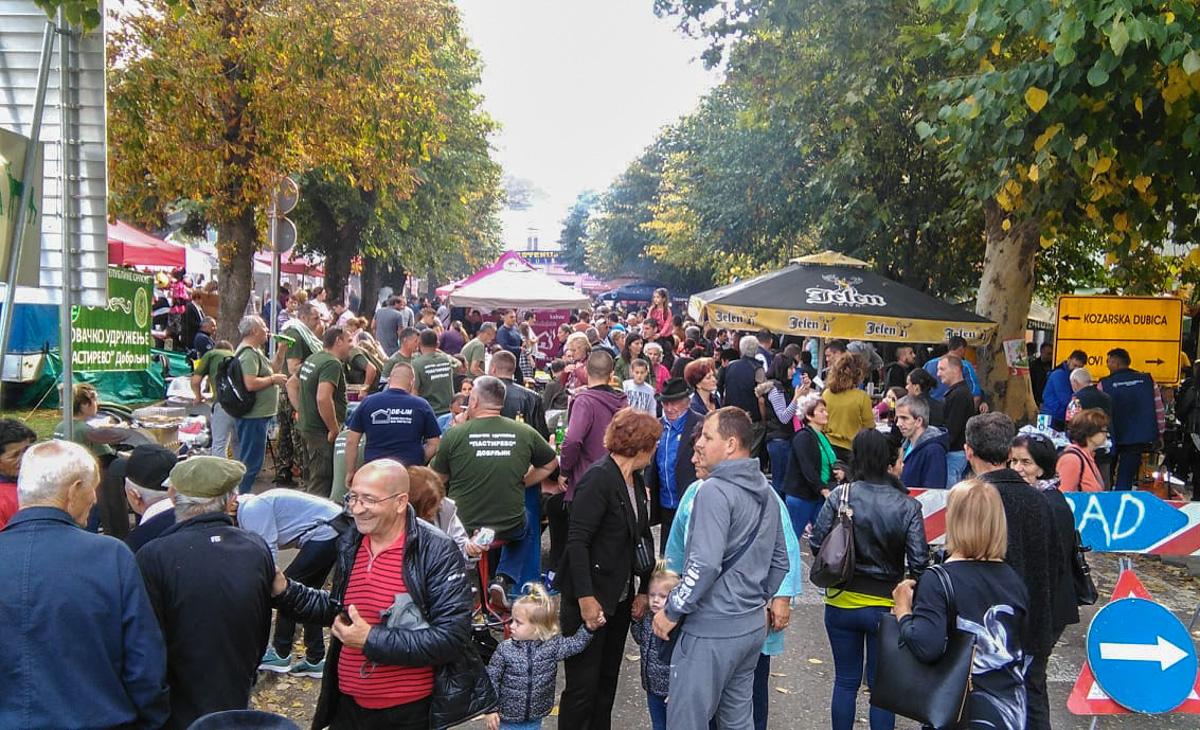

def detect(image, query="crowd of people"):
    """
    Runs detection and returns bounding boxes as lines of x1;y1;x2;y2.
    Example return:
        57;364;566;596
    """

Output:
0;281;1183;730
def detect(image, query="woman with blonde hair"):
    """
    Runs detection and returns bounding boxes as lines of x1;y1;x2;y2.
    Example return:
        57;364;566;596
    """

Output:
405;465;479;561
892;480;1030;729
821;353;874;461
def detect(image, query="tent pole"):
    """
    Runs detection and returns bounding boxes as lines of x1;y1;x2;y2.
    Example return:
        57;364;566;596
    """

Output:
0;20;56;406
58;12;76;438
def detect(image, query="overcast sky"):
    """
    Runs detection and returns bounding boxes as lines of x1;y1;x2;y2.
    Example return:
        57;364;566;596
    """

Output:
455;0;723;249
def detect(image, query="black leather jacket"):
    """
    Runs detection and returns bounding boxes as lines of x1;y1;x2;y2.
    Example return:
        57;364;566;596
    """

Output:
274;509;496;729
810;479;929;597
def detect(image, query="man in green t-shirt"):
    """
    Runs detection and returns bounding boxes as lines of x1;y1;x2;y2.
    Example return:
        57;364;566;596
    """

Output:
287;326;351;498
233;316;289;495
411;329;458;416
430;375;558;605
459;322;495;378
272;301;324;487
380;327;420;380
190;340;236;457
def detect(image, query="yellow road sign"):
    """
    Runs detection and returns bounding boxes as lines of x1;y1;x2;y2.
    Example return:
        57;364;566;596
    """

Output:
1054;295;1184;384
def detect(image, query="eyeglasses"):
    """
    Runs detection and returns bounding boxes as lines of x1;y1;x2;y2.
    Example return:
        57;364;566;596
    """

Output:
343;492;403;509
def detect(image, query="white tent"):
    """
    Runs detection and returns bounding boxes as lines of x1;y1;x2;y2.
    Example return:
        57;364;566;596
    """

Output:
447;253;590;310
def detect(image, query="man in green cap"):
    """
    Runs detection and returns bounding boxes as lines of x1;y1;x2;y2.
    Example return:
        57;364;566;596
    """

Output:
289;326;351;498
135;456;276;729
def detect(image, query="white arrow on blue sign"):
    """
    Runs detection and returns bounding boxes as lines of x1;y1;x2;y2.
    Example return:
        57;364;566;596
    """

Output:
1087;597;1198;713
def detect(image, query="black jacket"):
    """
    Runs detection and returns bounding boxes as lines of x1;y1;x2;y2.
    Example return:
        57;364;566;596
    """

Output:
500;377;549;440
720;356;764;421
942;381;976;451
135;512;274;730
274;509;496;730
783;426;832;501
979;469;1061;657
810;479;929;597
1042;487;1081;633
644;409;704;524
556;455;653;623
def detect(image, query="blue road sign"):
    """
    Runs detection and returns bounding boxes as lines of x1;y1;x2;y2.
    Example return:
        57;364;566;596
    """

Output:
1087;598;1198;713
1065;491;1188;552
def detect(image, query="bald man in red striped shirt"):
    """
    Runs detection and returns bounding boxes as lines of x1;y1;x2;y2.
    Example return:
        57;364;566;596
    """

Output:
272;459;495;729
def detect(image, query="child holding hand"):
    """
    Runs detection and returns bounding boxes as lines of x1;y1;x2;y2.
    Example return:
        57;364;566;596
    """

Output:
484;585;591;730
630;563;679;730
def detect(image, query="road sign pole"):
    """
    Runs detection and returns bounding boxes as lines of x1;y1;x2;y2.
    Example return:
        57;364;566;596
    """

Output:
58;12;75;439
0;19;55;406
268;201;279;359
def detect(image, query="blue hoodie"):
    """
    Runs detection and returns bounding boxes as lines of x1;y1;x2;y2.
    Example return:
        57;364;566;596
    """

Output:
901;425;949;489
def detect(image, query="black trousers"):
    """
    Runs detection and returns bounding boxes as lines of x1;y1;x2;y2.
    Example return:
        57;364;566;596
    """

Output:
1026;651;1052;730
97;454;130;540
545;492;569;576
658;507;676;556
274;538;337;662
330;695;431;730
559;596;633;730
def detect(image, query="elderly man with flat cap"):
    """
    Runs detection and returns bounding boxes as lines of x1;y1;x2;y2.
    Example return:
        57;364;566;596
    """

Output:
136;456;276;729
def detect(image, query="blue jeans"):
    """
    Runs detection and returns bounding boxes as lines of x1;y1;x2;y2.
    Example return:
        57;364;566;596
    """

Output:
210;403;237;458
495;506;538;591
1113;444;1147;491
235;416;270;495
766;438;791;496
945;450;967;485
825;603;894;730
785;495;822;539
499;721;541;730
522;483;542;585
647;692;667;730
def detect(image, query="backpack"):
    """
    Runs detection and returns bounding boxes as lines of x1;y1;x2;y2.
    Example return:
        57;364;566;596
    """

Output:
215;346;257;417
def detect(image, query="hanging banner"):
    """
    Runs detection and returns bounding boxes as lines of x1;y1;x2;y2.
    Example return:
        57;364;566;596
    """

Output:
70;267;153;371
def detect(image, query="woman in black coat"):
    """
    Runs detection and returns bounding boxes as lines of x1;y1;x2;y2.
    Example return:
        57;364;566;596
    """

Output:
782;396;836;537
556;408;662;730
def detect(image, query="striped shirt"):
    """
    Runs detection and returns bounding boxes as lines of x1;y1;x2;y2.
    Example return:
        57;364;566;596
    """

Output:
337;536;434;709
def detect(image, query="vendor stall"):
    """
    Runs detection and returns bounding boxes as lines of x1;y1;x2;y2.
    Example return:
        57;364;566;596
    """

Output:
108;220;186;269
689;251;995;345
444;251;589;310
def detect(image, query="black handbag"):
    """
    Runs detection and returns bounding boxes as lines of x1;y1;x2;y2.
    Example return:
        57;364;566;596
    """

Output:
810;483;855;590
871;565;976;728
1072;530;1099;606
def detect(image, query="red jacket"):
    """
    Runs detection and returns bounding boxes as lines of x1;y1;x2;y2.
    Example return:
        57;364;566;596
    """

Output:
0;479;17;530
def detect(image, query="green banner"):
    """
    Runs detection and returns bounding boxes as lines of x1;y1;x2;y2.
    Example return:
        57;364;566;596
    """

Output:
70;267;153;371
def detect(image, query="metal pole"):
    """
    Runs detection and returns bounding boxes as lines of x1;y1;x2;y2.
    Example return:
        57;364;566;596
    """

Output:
268;200;279;359
0;21;56;405
58;14;75;437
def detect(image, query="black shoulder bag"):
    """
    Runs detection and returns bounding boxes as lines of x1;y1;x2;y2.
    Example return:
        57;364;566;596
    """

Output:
810;483;855;591
871;564;976;728
658;497;769;662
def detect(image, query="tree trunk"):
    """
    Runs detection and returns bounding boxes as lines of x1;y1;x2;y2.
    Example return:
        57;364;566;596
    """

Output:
359;255;381;317
215;208;258;343
323;238;354;307
975;200;1039;424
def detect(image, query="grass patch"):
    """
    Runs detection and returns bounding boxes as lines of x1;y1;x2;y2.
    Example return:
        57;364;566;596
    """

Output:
0;408;64;440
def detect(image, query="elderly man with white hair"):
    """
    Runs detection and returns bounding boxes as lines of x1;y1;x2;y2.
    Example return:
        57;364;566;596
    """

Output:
0;440;169;728
718;334;768;453
136;456;276;729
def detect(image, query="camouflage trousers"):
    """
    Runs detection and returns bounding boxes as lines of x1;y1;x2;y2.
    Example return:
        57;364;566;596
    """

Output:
275;390;308;484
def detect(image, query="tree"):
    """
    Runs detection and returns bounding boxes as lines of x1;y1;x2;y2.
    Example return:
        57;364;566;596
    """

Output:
914;0;1200;417
108;0;455;341
652;0;985;297
558;190;597;273
288;16;503;308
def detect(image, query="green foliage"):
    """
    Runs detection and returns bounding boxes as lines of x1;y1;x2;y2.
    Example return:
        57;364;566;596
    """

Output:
559;190;597;274
915;0;1200;293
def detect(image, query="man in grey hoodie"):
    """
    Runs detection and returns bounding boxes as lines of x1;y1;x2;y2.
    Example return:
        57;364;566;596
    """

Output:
654;407;789;730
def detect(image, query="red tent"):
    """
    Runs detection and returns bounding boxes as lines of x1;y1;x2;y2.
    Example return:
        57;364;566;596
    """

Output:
107;220;186;268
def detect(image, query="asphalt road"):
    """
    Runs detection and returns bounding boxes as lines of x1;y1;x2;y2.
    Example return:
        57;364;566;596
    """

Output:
255;524;1200;729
